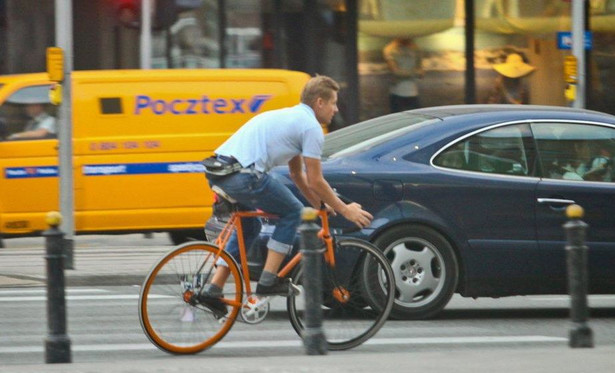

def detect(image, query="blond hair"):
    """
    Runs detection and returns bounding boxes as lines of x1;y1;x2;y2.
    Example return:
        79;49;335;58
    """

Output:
300;75;340;106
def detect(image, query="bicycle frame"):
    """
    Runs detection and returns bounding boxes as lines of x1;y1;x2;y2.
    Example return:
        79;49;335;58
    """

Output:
214;208;336;298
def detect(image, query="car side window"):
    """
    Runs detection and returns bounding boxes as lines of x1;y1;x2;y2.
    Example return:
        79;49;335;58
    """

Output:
434;124;533;177
532;122;615;183
0;85;56;141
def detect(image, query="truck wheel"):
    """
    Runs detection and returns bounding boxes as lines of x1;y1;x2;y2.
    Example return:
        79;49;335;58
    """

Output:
374;225;458;319
168;230;206;245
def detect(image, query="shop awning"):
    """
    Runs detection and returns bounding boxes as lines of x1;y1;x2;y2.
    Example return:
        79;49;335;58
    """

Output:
475;0;615;34
358;0;456;37
357;0;615;37
477;14;615;34
359;19;455;38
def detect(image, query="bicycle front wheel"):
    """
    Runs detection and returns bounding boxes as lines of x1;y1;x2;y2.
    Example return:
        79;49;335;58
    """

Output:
139;242;243;354
287;238;395;350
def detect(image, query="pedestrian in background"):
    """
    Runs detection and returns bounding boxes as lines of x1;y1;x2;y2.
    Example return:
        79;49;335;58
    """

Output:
383;37;424;113
486;53;535;105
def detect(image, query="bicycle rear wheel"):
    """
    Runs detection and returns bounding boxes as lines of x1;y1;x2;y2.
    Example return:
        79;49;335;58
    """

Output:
139;242;243;354
287;238;395;350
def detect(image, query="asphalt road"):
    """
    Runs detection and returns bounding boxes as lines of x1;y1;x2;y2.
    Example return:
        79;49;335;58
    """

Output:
1;284;614;366
1;234;614;372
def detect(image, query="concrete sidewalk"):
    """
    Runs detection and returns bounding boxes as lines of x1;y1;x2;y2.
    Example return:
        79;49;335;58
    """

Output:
0;233;174;287
5;346;615;373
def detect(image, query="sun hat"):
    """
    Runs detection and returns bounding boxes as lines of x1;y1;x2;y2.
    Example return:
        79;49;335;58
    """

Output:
492;53;536;78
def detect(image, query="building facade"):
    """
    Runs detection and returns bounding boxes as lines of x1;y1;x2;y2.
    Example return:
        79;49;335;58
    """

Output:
1;0;615;125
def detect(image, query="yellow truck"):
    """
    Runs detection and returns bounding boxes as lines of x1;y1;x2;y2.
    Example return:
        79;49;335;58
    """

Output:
0;69;310;246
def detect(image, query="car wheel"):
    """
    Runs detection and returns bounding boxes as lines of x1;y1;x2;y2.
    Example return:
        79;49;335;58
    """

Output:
374;225;458;319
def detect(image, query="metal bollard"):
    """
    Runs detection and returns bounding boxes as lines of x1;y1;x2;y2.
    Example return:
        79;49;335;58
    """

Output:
563;204;593;348
43;211;72;363
299;207;327;355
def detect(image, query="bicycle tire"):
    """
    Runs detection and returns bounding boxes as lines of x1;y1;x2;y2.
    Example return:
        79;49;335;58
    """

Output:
139;241;243;354
287;238;395;350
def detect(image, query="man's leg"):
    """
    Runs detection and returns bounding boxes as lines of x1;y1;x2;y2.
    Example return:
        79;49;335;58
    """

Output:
198;214;261;316
250;175;303;295
209;215;261;289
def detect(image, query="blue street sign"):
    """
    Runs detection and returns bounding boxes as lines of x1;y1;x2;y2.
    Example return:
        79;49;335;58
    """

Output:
557;31;592;50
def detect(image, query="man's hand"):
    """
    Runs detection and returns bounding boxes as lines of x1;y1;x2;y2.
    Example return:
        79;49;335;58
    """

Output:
340;202;373;229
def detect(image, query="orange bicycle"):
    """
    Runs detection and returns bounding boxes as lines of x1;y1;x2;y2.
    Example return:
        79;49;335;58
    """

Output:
138;198;394;354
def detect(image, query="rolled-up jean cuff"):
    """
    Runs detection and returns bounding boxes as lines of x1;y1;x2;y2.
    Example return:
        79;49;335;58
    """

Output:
267;238;293;255
215;258;229;267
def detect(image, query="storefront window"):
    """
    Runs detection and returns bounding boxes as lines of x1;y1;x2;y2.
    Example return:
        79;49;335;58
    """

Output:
475;0;615;114
358;0;457;120
224;0;262;68
152;0;221;68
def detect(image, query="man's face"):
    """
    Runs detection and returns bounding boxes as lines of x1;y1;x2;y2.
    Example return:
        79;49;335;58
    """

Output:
25;104;44;118
314;91;339;125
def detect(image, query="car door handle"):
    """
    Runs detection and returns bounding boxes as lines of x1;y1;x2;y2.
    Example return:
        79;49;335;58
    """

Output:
537;198;575;205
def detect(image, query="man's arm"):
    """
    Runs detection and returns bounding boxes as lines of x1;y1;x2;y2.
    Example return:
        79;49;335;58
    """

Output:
8;128;51;140
300;156;372;228
288;155;321;209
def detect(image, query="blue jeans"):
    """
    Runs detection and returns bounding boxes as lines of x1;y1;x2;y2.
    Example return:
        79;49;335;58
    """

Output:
207;170;304;265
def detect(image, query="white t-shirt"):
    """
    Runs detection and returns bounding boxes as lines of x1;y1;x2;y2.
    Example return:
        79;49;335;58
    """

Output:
215;103;324;173
26;112;56;134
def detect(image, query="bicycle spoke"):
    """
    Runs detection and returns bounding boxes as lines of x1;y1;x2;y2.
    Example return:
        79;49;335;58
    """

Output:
139;242;242;354
287;238;394;350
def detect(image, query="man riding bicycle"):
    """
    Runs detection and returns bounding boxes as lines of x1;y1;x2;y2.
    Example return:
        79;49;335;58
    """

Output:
200;75;373;316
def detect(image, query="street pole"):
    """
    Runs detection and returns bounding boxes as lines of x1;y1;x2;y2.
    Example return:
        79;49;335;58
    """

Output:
571;0;586;108
140;0;152;69
464;0;476;104
55;0;74;269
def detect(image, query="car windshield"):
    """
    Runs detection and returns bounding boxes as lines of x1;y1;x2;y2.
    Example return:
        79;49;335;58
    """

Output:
323;113;438;159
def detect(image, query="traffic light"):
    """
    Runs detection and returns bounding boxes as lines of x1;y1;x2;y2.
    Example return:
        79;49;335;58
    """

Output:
114;0;140;29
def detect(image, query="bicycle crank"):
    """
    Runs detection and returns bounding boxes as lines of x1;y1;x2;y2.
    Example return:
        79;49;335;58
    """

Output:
239;295;270;324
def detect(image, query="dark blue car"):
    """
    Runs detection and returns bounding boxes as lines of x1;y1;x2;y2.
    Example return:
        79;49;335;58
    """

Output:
206;104;615;319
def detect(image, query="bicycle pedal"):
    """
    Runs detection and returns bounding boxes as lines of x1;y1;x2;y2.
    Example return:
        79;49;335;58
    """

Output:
289;282;301;296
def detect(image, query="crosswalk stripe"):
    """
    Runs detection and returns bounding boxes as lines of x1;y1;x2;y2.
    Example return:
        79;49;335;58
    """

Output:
0;294;168;302
0;288;107;295
0;335;566;354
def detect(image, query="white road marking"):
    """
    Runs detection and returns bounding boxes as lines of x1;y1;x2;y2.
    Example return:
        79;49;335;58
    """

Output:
0;288;108;295
0;335;565;354
0;294;168;302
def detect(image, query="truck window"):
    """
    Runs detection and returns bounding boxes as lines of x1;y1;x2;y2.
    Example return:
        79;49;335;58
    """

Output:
0;85;57;141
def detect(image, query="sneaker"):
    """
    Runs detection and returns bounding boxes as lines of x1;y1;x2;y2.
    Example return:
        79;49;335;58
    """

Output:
195;293;227;317
255;277;300;297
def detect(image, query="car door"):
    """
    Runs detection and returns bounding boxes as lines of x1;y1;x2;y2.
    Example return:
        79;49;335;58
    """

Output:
431;122;541;294
533;121;615;292
0;83;58;235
